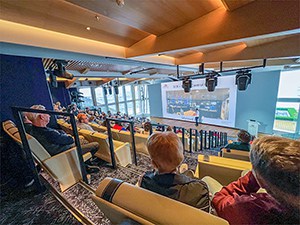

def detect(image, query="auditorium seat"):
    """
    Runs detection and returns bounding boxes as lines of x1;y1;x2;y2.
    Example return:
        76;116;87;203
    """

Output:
219;148;250;161
78;129;132;167
57;119;132;166
196;155;251;185
2;120;91;192
90;122;150;155
92;177;229;225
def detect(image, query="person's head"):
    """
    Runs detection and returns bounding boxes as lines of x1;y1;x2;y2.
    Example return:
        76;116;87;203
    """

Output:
147;132;184;173
237;130;251;143
250;136;300;211
55;101;61;106
144;121;152;132
89;115;95;122
166;126;172;131
77;113;89;124
22;112;32;124
28;105;50;127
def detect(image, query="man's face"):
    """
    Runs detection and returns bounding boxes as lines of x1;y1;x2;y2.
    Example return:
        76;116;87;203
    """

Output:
41;113;50;125
81;115;89;124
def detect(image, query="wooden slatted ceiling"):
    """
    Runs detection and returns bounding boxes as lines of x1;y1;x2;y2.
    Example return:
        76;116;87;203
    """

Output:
0;0;149;47
66;0;224;36
42;59;182;75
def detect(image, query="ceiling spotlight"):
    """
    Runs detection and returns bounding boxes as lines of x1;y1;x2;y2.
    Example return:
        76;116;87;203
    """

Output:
108;86;112;95
86;27;91;31
236;70;252;91
182;76;192;93
205;72;218;92
95;15;100;21
103;87;108;95
114;86;119;95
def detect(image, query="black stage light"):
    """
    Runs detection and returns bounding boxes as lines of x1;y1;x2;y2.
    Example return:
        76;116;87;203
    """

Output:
103;87;108;95
205;73;218;92
182;76;192;93
236;70;252;91
114;85;119;95
108;86;112;95
53;60;74;79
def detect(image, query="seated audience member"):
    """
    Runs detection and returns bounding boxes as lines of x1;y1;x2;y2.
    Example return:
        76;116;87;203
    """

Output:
77;113;94;131
22;112;33;133
143;121;152;134
224;130;251;151
26;105;100;172
139;132;209;211
212;136;300;225
166;125;172;131
112;121;126;131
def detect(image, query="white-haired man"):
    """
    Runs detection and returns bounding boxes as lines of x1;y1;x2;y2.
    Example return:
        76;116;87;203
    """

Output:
26;105;99;172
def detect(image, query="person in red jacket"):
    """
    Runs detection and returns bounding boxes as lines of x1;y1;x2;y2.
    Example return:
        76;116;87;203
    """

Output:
212;136;300;225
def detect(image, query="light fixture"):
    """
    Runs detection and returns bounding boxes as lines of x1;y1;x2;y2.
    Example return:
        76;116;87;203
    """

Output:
182;76;192;93
108;86;112;95
205;72;218;92
95;15;100;21
235;70;252;91
86;27;91;31
49;60;73;79
103;87;108;95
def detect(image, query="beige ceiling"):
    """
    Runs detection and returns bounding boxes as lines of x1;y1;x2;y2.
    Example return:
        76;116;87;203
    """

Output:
0;0;299;77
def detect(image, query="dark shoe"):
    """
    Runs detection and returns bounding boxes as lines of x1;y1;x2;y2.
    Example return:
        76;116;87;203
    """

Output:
86;165;100;174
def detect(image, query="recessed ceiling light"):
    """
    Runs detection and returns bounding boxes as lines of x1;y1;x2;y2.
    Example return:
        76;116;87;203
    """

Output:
86;27;91;31
95;15;100;21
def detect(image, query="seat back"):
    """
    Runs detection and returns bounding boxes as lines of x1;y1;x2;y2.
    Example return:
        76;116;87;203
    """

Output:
221;149;250;161
196;155;251;185
89;123;107;133
2;120;28;144
92;177;229;225
3;120;83;192
79;129;132;166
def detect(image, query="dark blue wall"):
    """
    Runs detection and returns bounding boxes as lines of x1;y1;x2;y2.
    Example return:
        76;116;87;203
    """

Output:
49;82;71;108
0;54;53;122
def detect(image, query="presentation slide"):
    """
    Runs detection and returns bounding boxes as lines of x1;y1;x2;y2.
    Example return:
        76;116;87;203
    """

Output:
161;76;237;127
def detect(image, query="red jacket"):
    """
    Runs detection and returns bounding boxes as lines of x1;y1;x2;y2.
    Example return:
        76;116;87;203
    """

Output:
212;171;298;225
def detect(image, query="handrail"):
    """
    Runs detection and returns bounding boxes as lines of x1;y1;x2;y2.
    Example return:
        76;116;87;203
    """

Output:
11;106;88;192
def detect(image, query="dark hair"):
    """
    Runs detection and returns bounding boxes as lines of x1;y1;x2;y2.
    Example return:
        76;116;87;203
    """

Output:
237;130;251;143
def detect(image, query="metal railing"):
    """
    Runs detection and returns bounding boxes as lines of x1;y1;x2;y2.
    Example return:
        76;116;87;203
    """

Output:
105;118;137;169
11;106;88;192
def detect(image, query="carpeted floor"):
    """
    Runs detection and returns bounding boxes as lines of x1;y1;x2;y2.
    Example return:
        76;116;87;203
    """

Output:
33;150;218;225
0;186;81;225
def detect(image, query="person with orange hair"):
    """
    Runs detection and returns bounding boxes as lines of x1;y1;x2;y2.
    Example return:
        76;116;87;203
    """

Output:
139;132;209;211
77;113;94;131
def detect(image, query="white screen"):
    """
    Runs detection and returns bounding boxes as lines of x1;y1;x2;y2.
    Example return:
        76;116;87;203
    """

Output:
161;76;237;127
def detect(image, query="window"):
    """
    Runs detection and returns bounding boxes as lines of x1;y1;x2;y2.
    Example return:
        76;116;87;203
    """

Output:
127;102;134;115
119;103;126;114
107;88;115;104
95;87;105;105
134;85;140;99
135;100;141;115
125;85;132;100
118;86;125;102
78;87;93;108
108;104;117;114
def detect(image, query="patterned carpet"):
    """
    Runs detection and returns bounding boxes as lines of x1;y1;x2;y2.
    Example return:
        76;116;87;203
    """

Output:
0;186;81;225
35;150;219;225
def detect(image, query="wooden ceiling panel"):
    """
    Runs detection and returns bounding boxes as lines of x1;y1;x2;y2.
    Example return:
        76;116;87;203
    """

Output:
0;0;149;47
66;0;223;35
221;0;255;11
